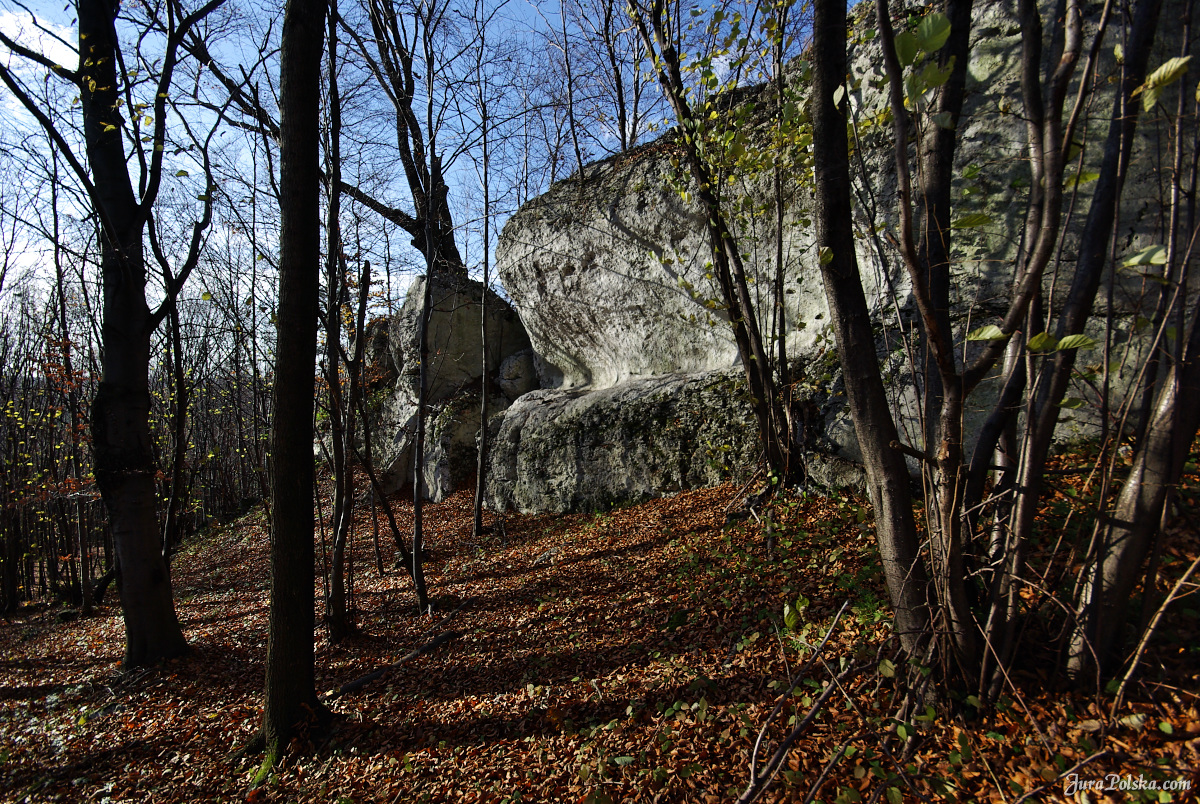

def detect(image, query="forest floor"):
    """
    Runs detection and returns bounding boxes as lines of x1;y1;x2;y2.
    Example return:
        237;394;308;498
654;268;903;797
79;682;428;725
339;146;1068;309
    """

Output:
1;478;1199;803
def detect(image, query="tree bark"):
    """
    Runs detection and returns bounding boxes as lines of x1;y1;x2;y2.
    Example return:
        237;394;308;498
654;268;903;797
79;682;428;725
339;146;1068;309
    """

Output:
262;0;330;766
79;0;187;668
1069;294;1200;676
1010;0;1163;562
811;0;929;654
324;0;353;644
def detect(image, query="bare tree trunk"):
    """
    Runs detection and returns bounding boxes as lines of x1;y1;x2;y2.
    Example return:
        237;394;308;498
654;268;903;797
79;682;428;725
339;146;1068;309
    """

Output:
1069;277;1200;677
261;0;330;769
559;0;586;173
1133;0;1193;442
628;0;798;485
1;0;226;667
411;270;432;612
472;18;492;541
1010;0;1163;562
49;148;91;615
811;0;929;654
161;299;190;573
78;0;188;668
324;0;353;644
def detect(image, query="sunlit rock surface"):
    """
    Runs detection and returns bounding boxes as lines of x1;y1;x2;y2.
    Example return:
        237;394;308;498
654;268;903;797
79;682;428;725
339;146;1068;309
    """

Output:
373;273;531;501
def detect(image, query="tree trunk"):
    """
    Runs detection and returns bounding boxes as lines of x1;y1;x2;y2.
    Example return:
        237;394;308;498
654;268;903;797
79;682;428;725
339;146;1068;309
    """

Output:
80;0;186;668
324;0;353;644
1009;0;1163;564
811;0;929;654
162;298;191;573
1069;295;1200;677
628;0;798;485
473;51;492;541
262;0;330;766
410;271;431;612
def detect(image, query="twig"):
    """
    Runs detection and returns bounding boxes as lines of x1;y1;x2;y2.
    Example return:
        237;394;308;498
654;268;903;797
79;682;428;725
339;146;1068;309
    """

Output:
1011;750;1110;804
419;597;470;639
1111;550;1200;715
800;740;852;804
889;439;935;465
737;600;852;804
324;630;459;700
723;463;766;514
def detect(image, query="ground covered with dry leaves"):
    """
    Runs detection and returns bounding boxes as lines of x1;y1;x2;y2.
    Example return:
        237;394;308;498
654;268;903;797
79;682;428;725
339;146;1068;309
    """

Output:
1;481;1198;803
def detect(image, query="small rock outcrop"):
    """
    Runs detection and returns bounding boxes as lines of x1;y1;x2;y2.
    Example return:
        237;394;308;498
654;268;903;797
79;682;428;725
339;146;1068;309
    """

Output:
372;273;531;501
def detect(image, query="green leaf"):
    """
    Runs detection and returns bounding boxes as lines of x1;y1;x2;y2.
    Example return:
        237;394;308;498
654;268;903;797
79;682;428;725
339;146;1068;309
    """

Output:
1064;170;1099;188
784;604;799;632
894;31;918;67
904;72;925;109
952;212;991;228
920;58;955;90
1123;244;1167;267
915;13;952;52
879;658;896;678
966;324;1006;341
1146;55;1192;90
1058;397;1086;410
886;788;903;804
1114;43;1124;64
833;85;846;107
1056;334;1096;351
1159;721;1175;735
896;723;909;740
1027;332;1058;352
819;246;834;265
201;291;213;301
103;123;117;132
175;169;189;177
1141;85;1164;112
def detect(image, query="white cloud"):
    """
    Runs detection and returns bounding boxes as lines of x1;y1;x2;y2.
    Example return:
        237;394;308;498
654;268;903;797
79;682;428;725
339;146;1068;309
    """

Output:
0;9;76;69
0;9;77;120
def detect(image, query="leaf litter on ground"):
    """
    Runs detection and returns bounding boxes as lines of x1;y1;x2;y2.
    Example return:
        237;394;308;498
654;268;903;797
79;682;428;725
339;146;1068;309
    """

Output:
0;479;1197;803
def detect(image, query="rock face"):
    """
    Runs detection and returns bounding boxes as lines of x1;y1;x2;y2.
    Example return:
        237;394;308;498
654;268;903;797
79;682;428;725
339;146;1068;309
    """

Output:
373;273;531;501
368;0;1181;513
494;142;902;394
482;0;1179;512
486;372;759;514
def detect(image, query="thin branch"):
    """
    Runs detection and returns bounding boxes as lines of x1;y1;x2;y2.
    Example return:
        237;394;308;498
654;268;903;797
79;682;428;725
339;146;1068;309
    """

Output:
738;600;853;804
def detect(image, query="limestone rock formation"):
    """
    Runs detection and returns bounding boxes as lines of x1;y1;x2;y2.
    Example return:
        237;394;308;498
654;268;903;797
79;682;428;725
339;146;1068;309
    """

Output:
485;372;759;514
373;273;531;501
362;0;1180;513
482;0;1175;512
